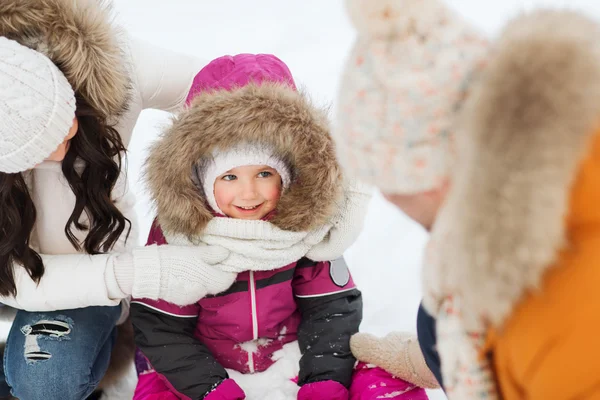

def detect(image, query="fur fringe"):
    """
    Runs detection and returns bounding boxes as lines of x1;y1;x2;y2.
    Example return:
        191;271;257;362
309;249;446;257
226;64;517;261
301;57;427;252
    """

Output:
0;0;130;118
425;9;600;329
145;82;343;237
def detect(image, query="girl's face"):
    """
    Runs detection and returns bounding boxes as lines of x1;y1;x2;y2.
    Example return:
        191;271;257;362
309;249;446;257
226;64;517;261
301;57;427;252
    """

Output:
45;117;78;162
214;165;282;220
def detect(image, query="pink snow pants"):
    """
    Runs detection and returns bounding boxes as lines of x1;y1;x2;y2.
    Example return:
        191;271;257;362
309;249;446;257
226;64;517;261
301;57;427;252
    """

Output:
349;362;428;399
134;363;428;400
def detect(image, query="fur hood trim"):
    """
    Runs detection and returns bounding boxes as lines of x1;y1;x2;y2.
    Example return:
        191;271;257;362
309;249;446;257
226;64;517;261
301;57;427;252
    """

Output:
145;82;343;237
424;9;600;328
0;0;129;118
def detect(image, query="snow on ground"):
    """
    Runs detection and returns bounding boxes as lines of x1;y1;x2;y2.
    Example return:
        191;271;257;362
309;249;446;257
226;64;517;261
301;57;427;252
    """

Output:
3;1;600;399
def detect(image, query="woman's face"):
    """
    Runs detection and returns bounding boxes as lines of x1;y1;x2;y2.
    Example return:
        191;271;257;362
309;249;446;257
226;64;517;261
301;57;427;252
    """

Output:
45;118;78;162
383;179;450;231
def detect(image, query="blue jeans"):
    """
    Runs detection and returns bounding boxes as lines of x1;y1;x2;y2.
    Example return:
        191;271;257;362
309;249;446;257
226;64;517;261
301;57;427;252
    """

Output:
0;305;120;399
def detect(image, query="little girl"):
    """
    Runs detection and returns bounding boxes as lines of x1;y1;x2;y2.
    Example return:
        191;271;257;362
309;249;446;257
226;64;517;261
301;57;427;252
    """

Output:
130;54;428;400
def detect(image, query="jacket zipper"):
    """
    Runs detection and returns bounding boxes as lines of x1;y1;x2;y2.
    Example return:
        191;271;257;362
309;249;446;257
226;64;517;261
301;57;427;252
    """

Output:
248;270;258;373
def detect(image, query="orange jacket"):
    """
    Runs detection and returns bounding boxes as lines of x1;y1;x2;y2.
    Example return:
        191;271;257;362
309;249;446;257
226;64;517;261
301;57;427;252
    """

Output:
421;10;600;400
491;130;600;399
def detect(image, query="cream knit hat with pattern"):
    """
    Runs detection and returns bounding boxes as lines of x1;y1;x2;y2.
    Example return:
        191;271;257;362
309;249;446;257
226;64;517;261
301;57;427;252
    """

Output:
0;37;76;173
335;0;489;194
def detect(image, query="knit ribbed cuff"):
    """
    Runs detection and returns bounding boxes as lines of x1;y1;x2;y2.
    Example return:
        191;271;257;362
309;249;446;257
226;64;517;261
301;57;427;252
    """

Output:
112;253;135;296
130;245;162;300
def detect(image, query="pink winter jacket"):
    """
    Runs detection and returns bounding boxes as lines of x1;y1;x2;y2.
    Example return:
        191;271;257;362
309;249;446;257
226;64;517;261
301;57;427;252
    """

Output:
131;222;363;399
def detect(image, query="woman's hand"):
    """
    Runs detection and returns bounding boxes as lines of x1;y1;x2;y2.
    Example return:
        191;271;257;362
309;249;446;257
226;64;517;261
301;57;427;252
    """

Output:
116;244;236;305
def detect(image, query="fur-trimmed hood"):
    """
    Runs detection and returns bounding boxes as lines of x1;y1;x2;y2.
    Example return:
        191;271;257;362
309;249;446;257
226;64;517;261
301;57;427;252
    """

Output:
423;9;600;329
145;82;343;237
0;0;129;118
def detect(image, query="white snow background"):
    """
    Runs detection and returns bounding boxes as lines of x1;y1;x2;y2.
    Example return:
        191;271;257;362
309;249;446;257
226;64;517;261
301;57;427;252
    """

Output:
4;1;600;399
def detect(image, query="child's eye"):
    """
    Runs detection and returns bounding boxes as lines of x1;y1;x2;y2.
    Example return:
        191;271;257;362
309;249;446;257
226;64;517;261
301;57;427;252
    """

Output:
221;174;237;181
258;171;273;178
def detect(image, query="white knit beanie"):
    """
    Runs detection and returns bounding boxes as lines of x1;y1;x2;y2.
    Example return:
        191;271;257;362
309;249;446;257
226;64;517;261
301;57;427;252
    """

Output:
0;37;76;173
194;143;291;215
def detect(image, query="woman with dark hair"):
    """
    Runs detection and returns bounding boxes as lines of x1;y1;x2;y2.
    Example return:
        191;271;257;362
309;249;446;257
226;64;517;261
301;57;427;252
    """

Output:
0;0;238;398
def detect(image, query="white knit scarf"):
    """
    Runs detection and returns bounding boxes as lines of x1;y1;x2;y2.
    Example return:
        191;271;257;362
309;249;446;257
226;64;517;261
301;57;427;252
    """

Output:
163;181;372;274
423;236;499;399
436;297;499;399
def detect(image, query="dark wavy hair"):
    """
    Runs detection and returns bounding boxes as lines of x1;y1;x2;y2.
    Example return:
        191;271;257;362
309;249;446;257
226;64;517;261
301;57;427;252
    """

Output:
0;93;131;297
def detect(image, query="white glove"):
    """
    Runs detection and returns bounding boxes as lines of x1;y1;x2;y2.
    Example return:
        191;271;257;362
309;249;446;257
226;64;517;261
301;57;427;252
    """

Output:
115;244;236;306
306;180;372;261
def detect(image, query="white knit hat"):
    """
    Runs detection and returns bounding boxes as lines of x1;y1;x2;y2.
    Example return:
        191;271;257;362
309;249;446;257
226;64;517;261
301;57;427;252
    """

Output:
194;143;291;215
0;37;76;173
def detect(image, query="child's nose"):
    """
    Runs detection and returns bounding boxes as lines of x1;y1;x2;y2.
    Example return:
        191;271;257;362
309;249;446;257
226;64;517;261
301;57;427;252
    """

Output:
239;181;258;199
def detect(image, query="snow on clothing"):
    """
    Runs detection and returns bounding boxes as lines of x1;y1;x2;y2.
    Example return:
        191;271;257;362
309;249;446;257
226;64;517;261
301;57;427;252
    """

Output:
349;363;427;400
421;10;600;399
128;53;403;400
0;0;205;312
133;222;362;399
334;0;488;195
349;331;441;390
134;351;428;400
141;221;360;376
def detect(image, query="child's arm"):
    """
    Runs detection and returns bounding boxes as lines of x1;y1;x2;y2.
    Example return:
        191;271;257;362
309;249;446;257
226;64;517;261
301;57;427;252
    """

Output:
293;257;363;397
131;300;237;398
130;222;244;399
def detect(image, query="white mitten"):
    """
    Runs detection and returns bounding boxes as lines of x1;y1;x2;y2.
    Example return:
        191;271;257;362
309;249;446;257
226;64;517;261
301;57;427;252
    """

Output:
306;180;372;261
116;244;236;306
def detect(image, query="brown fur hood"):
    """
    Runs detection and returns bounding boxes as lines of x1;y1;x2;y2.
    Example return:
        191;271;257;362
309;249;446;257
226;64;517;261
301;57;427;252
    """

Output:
0;0;129;118
145;82;343;237
423;9;600;329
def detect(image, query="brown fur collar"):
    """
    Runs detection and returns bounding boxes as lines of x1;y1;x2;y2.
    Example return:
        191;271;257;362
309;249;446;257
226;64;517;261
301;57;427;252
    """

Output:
0;0;129;119
424;10;600;329
145;82;343;237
